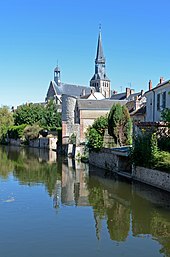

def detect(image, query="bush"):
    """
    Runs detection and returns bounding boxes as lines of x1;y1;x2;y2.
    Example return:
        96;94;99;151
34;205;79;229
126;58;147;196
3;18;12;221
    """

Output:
86;128;104;151
23;124;42;141
8;124;27;139
86;115;108;151
132;132;158;168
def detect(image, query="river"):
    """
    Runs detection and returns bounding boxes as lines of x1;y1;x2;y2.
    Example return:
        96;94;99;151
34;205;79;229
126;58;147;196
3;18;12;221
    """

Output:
0;146;170;257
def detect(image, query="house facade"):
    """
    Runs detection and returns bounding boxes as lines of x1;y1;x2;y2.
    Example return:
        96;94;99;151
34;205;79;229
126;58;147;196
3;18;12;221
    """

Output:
145;78;170;122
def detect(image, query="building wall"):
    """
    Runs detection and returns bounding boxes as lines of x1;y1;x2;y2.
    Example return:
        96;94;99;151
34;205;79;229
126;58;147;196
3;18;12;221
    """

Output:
146;83;170;122
79;109;110;142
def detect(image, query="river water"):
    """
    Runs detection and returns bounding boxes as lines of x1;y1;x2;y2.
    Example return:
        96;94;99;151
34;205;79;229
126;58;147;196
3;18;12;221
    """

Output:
0;146;170;257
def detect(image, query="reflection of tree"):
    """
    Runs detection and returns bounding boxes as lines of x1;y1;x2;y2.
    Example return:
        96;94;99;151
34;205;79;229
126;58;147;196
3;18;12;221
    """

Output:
106;202;130;242
87;176;130;242
0;146;61;197
0;147;14;179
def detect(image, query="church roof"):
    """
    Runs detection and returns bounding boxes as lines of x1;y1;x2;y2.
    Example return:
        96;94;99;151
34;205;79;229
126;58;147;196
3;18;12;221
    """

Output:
95;31;105;64
52;81;92;97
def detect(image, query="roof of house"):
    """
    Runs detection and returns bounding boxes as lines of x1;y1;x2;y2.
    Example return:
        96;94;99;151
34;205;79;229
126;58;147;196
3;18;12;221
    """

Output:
77;99;127;110
130;105;146;116
145;79;170;94
111;91;143;101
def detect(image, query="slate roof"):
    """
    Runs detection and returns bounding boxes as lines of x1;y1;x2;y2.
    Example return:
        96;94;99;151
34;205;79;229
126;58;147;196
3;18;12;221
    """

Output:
95;31;105;64
77;99;127;110
51;80;92;97
111;91;143;101
110;92;126;100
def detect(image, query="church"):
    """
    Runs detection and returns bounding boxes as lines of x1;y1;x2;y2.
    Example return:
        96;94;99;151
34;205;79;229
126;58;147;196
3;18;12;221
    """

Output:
45;29;111;104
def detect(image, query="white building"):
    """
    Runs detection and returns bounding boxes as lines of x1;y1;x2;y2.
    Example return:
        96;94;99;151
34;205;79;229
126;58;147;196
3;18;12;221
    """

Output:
145;77;170;122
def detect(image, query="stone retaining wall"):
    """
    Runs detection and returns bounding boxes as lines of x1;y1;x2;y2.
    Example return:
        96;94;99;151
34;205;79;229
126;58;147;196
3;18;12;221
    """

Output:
89;148;130;172
133;166;170;192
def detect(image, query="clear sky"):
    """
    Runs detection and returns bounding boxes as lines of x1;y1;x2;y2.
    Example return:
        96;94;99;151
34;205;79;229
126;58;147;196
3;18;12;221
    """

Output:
1;0;170;107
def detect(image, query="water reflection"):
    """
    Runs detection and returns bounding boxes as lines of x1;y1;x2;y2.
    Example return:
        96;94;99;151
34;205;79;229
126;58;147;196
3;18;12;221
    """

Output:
0;146;170;256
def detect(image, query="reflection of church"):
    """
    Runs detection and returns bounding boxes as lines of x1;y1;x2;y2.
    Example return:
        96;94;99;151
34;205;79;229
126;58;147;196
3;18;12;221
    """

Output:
53;161;89;208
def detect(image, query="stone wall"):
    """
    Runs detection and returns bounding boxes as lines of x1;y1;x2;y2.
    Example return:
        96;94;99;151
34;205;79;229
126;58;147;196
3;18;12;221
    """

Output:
89;148;118;171
133;166;170;192
89;148;131;173
29;137;57;150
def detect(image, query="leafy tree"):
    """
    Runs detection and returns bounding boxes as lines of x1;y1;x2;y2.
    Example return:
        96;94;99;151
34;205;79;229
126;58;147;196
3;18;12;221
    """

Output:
13;101;61;130
13;103;44;126
86;115;108;151
41;101;61;130
161;108;170;122
0;106;14;143
108;104;132;146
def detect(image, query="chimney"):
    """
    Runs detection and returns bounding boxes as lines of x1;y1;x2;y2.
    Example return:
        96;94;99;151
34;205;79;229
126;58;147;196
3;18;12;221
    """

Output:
160;77;164;84
141;89;144;96
149;80;152;91
126;87;131;98
130;89;135;95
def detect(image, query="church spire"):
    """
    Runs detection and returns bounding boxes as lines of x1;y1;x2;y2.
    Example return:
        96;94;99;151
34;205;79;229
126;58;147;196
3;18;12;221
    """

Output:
90;27;111;98
95;26;105;64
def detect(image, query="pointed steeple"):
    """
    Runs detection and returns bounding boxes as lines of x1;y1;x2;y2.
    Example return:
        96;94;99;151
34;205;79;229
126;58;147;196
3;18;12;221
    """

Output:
95;26;105;64
90;27;111;98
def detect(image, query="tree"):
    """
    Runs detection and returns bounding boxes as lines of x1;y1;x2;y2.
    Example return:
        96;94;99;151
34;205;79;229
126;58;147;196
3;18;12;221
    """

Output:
161;108;170;122
41;101;61;130
86;115;108;151
108;104;132;146
13;103;45;126
0;106;14;143
13;101;61;130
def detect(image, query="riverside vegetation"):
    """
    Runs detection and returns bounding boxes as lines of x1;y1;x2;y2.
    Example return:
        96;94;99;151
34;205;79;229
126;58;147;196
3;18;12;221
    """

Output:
0;101;61;144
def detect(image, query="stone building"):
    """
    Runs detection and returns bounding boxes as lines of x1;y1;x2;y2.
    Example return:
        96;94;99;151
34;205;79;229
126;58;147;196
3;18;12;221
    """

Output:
62;95;127;144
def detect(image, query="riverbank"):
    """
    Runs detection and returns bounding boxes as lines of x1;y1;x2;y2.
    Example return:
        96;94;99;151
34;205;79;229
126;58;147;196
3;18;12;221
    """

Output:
89;147;170;193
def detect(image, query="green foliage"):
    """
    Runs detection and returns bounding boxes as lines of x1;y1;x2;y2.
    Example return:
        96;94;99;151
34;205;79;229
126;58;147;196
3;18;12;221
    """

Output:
86;128;104;151
23;124;42;141
158;135;170;152
86;115;108;151
0;106;14;143
161;108;170;122
132;132;158;168
69;133;76;144
41;101;62;130
13;101;61;130
108;104;132;146
132;131;170;172
14;103;45;126
8;124;27;139
92;115;108;135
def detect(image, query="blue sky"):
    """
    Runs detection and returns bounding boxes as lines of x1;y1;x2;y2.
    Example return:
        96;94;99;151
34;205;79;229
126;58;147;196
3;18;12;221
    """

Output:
1;0;170;107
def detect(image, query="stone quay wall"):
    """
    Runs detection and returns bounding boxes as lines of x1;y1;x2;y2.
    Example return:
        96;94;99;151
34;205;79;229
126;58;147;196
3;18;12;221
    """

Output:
133;166;170;192
89;148;127;172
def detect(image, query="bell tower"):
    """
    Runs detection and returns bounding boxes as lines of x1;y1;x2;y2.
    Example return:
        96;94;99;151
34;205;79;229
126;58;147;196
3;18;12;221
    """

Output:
54;65;61;85
90;27;111;98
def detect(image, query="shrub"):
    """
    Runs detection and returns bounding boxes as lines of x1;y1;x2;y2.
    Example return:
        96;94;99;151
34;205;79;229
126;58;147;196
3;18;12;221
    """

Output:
86;128;104;151
86;115;108;151
132;132;158;168
23;124;42;141
8;124;27;139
